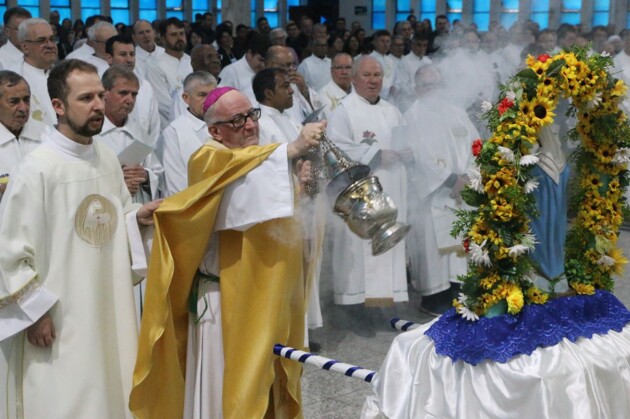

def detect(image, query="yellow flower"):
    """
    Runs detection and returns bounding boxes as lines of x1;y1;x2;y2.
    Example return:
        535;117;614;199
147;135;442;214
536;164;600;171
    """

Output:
506;285;524;314
490;198;515;222
480;274;500;290
611;79;627;98
526;287;549;304
608;247;628;276
529;96;556;127
571;282;595;295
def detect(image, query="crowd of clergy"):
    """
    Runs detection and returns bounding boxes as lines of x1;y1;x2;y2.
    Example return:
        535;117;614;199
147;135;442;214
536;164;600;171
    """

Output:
1;5;630;417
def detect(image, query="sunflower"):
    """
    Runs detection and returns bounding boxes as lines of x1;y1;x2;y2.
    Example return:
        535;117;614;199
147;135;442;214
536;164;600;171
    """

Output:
571;282;595;295
526;287;549;304
608;247;628;276
529;96;556;127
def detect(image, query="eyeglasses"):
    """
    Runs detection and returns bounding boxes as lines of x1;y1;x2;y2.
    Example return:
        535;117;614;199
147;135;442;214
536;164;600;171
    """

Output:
332;65;352;70
24;36;56;46
277;62;297;70
213;108;261;129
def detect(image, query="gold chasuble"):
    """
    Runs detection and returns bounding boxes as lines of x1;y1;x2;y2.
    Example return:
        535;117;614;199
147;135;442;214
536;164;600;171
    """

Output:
129;142;305;418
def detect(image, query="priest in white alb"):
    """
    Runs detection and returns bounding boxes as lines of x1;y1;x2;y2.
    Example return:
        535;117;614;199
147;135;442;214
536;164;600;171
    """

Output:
404;64;477;315
0;59;160;419
326;55;409;306
160;71;216;196
317;53;353;120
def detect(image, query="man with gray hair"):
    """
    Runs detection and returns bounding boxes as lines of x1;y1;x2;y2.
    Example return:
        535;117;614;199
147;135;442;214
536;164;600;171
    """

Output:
269;27;287;46
8;18;57;125
326;55;409;309
317;52;353;120
0;71;47;201
80;21;118;74
94;65;163;204
0;7;31;69
160;70;217;195
132;19;165;78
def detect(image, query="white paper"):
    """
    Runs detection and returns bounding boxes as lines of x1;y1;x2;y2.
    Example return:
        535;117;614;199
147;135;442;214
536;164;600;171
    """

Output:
117;140;153;166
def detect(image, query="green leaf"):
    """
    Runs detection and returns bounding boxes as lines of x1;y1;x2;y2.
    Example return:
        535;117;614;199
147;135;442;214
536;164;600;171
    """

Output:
546;59;566;77
514;68;538;81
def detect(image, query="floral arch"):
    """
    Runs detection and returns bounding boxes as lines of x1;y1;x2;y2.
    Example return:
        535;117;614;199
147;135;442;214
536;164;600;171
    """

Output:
451;47;630;320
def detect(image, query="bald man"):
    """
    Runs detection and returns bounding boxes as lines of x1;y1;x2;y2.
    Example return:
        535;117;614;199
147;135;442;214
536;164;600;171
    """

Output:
130;88;325;419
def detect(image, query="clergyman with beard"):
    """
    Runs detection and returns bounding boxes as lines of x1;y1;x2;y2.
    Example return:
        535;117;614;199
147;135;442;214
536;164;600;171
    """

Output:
0;59;161;418
145;17;193;129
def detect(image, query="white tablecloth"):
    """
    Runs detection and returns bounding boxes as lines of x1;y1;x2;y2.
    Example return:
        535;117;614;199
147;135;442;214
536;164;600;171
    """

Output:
362;320;630;419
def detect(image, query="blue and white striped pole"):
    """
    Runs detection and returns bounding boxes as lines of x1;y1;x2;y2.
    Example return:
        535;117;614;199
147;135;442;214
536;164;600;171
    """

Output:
273;344;376;383
390;317;420;332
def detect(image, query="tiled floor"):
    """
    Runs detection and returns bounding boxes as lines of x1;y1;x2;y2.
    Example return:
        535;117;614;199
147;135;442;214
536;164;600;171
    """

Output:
300;229;630;418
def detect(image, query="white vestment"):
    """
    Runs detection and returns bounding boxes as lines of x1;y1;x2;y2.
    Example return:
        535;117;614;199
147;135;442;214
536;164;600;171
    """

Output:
317;80;351;121
159;110;210;196
81;54;110;75
392;52;432;112
7;60;56;126
326;92;408;304
218;56;256;91
0;42;23;70
135;45;165;79
0;129;147;419
65;43;94;60
184;144;295;419
370;51;397;101
403;94;477;296
243;83;323;126
257;104;324;330
0;118;46;193
436;49;497;111
297;55;332;91
145;52;193;129
94;116;162;325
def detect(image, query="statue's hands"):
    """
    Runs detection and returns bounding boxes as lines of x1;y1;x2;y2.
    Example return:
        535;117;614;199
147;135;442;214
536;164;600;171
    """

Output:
288;121;327;159
27;312;56;348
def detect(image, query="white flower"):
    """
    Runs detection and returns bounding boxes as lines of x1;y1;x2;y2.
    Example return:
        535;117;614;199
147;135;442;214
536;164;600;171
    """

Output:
497;146;515;162
457;304;480;321
480;100;493;113
612;147;630;165
524;179;539;194
505;90;516;101
519;154;540;166
470;239;492;267
520;232;538;250
597;255;615;267
601;51;611;58
457;292;467;304
468;166;484;193
508;244;530;256
587;91;603;111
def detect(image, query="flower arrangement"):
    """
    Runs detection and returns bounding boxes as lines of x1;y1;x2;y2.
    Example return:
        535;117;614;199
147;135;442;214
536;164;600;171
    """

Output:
451;47;630;320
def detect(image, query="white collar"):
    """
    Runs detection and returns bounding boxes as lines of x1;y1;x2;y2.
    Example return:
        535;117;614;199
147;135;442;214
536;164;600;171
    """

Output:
260;103;285;117
46;128;95;159
0;118;45;146
184;109;208;131
23;60;50;75
100;115;142;138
